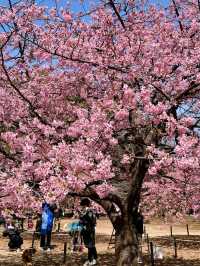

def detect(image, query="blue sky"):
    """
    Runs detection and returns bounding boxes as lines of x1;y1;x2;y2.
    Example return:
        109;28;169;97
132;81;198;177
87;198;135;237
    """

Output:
1;0;170;10
35;0;99;12
36;0;170;11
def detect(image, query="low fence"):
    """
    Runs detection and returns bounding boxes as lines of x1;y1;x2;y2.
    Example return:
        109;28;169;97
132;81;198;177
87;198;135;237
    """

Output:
106;223;200;265
27;231;70;263
143;223;200;266
0;220;200;265
0;230;70;264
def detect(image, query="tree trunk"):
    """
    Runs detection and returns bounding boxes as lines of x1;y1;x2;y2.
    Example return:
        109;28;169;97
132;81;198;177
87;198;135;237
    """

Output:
115;223;139;266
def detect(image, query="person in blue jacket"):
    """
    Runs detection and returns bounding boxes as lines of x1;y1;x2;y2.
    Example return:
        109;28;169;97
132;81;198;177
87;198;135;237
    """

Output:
40;202;56;251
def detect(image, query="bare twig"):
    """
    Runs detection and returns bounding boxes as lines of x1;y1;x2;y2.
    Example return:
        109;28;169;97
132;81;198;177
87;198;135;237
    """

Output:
0;50;50;126
172;0;183;32
0;32;13;50
198;0;200;12
109;0;126;29
30;38;129;73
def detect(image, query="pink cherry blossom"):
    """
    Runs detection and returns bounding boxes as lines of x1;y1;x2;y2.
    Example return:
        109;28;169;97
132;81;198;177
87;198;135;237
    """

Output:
0;1;200;262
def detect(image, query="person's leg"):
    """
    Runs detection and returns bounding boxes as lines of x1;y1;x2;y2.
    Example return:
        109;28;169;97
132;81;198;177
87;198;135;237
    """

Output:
73;233;78;251
8;240;14;250
91;247;97;260
82;230;92;264
87;231;97;262
46;230;52;248
90;230;97;260
88;247;93;262
78;231;83;252
17;235;23;249
10;235;19;250
40;234;46;248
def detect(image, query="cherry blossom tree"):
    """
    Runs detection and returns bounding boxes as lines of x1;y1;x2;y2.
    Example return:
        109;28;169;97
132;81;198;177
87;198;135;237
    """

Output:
0;0;200;265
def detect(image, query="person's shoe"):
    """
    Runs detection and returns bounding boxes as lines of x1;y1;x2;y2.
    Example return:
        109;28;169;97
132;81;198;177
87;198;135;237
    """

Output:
46;248;51;252
91;259;97;265
39;247;44;252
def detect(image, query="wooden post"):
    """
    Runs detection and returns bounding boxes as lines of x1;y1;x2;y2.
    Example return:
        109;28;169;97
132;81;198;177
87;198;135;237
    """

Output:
21;218;24;231
138;234;143;256
63;242;67;263
57;222;61;232
150;242;154;266
31;231;35;249
170;225;173;237
186;224;189;236
146;234;150;253
143;226;146;235
108;228;115;249
173;237;177;258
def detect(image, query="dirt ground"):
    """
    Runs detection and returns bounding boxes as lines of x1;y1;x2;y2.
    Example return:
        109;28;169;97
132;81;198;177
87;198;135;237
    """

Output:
0;217;199;265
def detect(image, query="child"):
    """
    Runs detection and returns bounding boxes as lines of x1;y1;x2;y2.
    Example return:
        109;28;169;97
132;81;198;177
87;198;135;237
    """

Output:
67;220;83;253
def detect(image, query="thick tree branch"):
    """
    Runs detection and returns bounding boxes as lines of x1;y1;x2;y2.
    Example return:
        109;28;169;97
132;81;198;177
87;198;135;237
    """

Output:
126;159;149;215
68;187;122;228
103;192;124;214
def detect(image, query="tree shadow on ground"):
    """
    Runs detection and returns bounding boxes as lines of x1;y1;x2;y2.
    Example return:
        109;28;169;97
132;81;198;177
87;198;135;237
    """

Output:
0;252;200;266
144;257;200;266
0;251;116;266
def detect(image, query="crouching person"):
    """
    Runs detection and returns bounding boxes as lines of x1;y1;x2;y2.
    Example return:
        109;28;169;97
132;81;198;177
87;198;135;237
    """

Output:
79;198;97;266
3;223;23;251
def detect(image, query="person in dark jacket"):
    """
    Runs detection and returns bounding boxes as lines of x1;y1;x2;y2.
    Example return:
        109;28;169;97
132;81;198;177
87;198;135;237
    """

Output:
3;223;23;251
79;198;97;266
